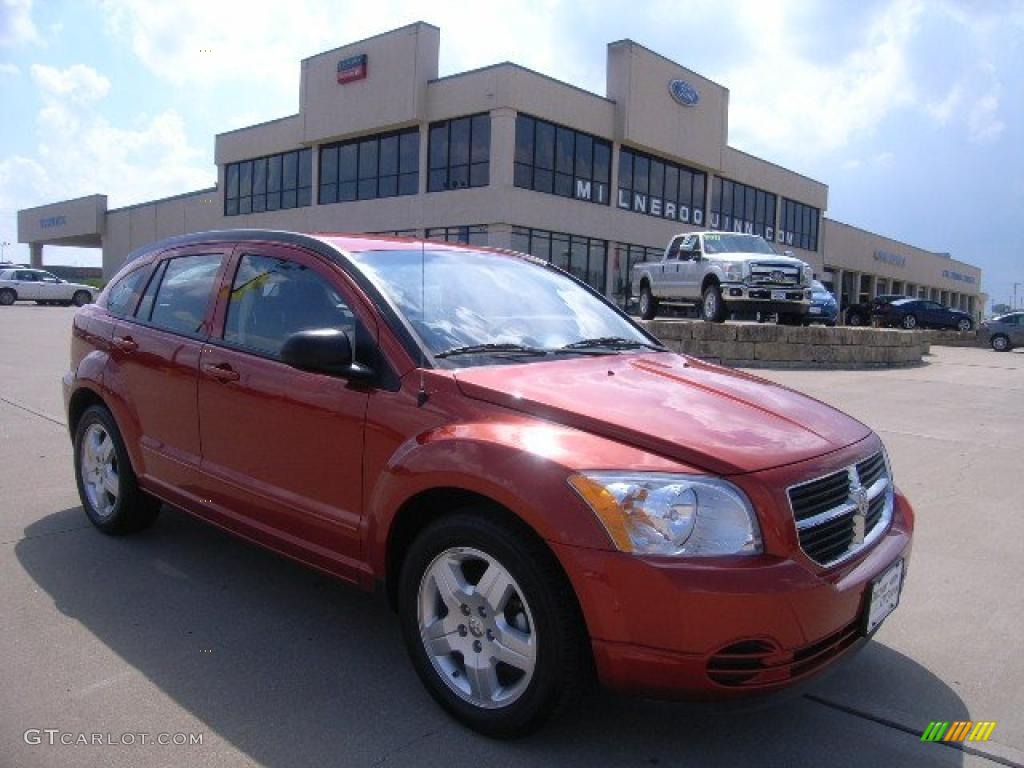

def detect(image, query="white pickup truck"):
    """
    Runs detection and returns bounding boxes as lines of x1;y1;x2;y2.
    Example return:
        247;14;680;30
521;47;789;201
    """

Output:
631;231;812;323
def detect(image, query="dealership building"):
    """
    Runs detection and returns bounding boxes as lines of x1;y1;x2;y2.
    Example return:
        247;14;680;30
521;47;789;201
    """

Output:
17;22;983;317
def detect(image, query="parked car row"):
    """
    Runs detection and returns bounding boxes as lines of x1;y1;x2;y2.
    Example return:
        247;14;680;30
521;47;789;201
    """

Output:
0;268;97;307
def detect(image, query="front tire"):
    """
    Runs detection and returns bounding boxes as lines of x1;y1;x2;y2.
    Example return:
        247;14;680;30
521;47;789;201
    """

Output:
991;334;1011;352
72;290;92;307
901;314;918;330
398;511;588;738
701;283;726;323
957;317;972;332
74;405;161;534
847;311;864;326
639;283;658;320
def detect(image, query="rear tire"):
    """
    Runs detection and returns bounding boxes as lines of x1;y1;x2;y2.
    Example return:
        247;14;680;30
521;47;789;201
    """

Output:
398;510;589;738
0;288;15;306
901;314;917;330
72;290;91;307
991;334;1011;352
957;317;972;332
847;311;863;326
74;404;161;535
639;283;658;320
701;283;726;323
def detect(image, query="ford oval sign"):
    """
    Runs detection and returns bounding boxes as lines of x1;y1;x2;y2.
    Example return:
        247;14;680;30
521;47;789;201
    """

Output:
669;79;699;107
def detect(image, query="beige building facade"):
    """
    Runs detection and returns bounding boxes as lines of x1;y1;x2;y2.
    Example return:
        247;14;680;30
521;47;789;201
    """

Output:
17;22;982;318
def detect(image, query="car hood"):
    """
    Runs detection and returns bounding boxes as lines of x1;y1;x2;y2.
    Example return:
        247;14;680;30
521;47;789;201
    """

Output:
713;253;807;267
453;353;871;475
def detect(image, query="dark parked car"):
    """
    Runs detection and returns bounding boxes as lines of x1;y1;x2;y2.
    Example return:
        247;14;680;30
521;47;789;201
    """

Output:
804;280;838;326
844;294;907;326
63;231;914;736
979;312;1024;351
874;298;973;331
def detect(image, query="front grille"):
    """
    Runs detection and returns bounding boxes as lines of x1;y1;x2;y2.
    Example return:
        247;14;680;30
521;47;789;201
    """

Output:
707;620;860;688
749;262;801;287
788;451;893;567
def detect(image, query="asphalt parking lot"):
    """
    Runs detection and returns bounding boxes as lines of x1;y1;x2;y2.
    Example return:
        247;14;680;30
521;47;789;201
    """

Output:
2;304;1022;768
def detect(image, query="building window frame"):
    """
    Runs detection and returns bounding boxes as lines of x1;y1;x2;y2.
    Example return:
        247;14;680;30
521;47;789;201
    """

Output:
425;225;489;246
510;226;607;293
617;147;706;226
709;177;776;241
779;197;820;251
427;114;491;192
513;113;611;206
225;148;312;216
318;127;419;205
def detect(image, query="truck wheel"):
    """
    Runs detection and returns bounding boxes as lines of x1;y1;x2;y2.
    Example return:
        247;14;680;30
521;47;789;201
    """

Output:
639;284;658;320
701;284;726;323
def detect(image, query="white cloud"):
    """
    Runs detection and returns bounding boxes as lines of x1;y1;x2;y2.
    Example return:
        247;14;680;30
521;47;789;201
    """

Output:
926;82;964;124
0;0;38;46
1;61;213;222
966;80;1004;144
722;0;922;156
31;62;110;102
0;61;18;75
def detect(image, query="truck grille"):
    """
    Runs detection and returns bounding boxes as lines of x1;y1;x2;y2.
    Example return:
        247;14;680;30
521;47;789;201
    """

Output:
749;262;802;287
788;451;893;567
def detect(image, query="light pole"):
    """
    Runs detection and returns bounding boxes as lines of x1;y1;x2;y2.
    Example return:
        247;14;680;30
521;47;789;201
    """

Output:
0;241;9;263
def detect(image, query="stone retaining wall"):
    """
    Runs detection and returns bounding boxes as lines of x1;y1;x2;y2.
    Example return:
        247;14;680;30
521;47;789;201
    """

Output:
919;329;979;347
641;320;929;368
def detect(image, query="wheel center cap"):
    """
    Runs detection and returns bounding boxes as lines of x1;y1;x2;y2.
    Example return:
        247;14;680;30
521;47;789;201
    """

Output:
468;616;484;638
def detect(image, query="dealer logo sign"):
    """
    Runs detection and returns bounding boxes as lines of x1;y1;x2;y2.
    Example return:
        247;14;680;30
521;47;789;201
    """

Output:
669;79;699;107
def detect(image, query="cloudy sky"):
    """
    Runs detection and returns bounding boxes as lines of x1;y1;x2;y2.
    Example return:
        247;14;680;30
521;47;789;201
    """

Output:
1;0;1021;307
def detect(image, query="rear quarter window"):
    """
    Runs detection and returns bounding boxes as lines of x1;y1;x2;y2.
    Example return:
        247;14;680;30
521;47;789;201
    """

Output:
143;254;225;337
105;266;151;317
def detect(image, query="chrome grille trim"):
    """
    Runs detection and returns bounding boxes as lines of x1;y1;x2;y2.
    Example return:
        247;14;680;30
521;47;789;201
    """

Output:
748;262;802;287
787;451;893;568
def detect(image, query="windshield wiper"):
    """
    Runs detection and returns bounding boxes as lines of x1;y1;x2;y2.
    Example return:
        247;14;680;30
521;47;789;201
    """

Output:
558;337;664;352
434;343;549;359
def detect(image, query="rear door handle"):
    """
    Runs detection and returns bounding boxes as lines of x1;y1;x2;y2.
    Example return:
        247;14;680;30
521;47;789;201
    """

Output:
112;335;138;353
202;362;240;383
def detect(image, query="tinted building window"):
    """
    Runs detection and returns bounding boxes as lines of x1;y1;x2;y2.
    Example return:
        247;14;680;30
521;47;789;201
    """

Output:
319;128;419;205
617;147;706;225
514;114;610;206
710;177;777;241
425;225;489;246
428;114;490;192
225;149;312;216
611;242;662;309
779;198;820;251
510;226;607;293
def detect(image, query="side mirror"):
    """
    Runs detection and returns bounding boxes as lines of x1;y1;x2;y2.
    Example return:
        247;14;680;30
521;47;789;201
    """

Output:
280;328;374;380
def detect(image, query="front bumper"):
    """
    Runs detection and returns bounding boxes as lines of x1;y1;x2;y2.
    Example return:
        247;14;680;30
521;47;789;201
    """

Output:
721;284;811;314
552;491;914;700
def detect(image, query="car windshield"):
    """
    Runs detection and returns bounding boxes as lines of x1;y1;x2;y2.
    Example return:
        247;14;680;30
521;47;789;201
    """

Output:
702;233;777;255
347;249;659;365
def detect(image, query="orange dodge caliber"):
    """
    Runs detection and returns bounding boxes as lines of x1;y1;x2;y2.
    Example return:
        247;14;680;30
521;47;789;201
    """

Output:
64;231;913;736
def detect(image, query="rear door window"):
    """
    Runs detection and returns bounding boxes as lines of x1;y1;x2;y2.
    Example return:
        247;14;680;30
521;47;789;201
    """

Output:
106;266;151;317
144;254;225;337
223;253;355;359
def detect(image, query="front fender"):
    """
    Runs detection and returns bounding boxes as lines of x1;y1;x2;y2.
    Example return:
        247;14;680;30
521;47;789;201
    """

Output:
362;418;684;577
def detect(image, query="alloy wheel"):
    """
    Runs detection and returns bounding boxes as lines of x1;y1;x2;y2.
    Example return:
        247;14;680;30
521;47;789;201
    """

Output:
417;547;537;710
80;423;119;519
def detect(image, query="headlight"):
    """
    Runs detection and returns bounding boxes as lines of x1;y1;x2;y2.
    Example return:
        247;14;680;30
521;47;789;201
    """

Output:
721;263;744;282
568;472;762;556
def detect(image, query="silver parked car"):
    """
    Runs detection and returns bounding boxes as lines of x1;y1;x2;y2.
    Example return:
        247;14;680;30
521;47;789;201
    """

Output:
979;312;1024;352
0;268;97;307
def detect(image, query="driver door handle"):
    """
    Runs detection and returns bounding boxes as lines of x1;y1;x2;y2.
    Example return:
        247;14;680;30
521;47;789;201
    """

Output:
112;336;138;353
203;362;240;383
